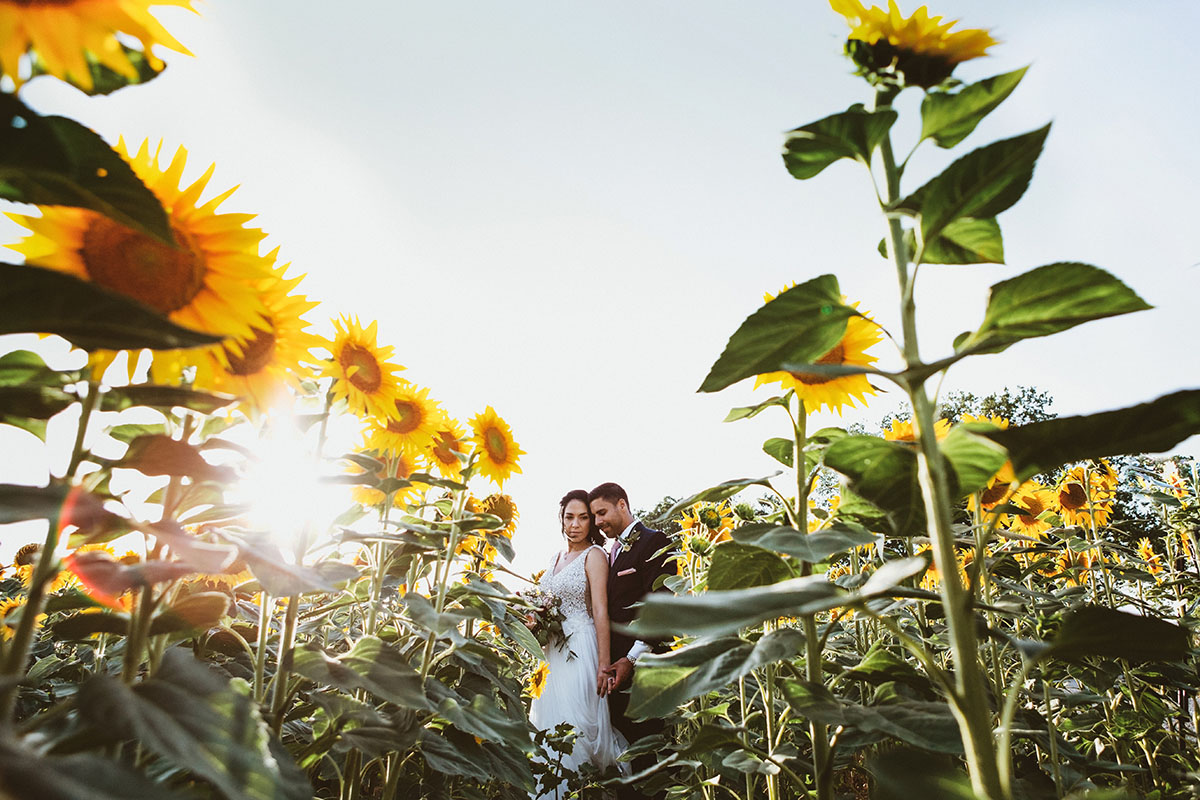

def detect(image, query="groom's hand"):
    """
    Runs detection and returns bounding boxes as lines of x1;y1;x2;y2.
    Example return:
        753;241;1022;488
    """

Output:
610;657;634;690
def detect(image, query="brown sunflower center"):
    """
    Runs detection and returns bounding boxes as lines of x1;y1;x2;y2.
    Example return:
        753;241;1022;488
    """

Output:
980;483;1009;507
788;342;844;386
432;432;463;465
81;217;205;314
1058;483;1087;511
224;326;276;376
484;427;509;461
339;345;382;392
1019;496;1047;523
387;400;423;434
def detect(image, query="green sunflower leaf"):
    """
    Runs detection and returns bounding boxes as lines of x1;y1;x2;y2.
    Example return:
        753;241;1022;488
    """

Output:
956;262;1151;355
0;385;75;441
879;217;1004;265
653;474;782;523
733;522;877;562
707;541;793;590
823;436;928;537
762;437;793;467
0;94;172;244
623;574;843;639
99;384;235;413
920;66;1029;149
983;390;1200;482
899;124;1050;247
939;425;1008;497
0;263;224;352
1043;605;1190;664
75;650;311;800
783;104;898;180
700;274;854;393
0;741;183;800
629;629;805;718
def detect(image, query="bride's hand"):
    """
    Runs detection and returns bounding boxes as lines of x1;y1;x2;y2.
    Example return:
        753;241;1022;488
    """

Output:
596;664;612;696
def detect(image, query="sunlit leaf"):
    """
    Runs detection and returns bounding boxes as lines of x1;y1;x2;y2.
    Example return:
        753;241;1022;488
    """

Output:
625;574;842;639
824;436;927;536
733;523;876;562
700;274;854;393
920;67;1028;149
984;390;1200;481
707;541;793;590
956;263;1150;355
654;475;782;523
630;629;804;718
116;434;235;483
783;104;898;179
939;425;1008;497
900;125;1050;247
291;637;432;711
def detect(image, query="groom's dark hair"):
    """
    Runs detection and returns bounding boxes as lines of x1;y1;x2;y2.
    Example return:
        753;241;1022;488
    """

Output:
588;482;629;508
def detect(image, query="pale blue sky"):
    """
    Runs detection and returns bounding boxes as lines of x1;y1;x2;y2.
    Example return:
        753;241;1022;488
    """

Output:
2;2;1197;572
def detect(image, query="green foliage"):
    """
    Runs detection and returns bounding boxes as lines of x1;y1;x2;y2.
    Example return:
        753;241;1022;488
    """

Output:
920;67;1029;149
0;263;224;351
782;104;898;179
699;274;855;393
900;124;1050;249
956;263;1151;356
0;94;172;243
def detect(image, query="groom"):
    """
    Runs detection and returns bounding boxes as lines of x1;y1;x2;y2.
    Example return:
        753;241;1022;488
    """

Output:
588;482;675;797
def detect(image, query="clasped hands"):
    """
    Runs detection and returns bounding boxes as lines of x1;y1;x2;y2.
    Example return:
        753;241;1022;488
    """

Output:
595;657;633;697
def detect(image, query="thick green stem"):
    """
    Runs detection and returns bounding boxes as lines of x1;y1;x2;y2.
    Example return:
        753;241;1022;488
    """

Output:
790;401;832;800
876;87;1005;800
271;594;300;731
253;592;273;703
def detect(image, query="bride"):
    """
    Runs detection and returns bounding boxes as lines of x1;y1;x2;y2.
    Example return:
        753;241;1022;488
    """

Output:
529;489;630;798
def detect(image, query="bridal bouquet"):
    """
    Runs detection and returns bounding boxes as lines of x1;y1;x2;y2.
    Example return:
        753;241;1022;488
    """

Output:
517;587;573;657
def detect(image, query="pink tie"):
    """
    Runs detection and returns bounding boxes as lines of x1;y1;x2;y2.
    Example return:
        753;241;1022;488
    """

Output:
609;542;619;565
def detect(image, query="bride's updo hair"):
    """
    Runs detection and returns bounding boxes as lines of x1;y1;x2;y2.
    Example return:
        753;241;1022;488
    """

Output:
559;489;605;546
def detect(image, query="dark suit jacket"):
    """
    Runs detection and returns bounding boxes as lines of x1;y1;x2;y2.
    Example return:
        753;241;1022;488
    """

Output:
607;521;676;662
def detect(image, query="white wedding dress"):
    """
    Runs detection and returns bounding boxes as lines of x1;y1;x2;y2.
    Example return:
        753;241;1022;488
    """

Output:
529;545;630;798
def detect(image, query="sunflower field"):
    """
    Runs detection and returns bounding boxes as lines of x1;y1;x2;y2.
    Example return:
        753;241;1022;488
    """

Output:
1;2;1199;800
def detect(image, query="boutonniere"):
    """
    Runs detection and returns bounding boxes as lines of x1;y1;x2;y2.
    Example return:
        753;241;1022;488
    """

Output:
619;528;642;555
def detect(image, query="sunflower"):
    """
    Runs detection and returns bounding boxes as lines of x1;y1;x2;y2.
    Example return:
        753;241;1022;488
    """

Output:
1055;464;1115;529
1161;461;1188;500
0;596;23;641
959;414;1010;430
427;416;469;481
883;417;951;442
968;460;1017;520
917;545;968;592
365;382;442;457
829;0;997;88
194;259;320;413
0;0;194;91
1052;547;1100;587
479;493;519;538
8;140;273;364
754;292;883;416
1135;537;1163;578
527;661;549;699
469;406;524;487
350;449;422;509
321;316;406;420
1007;484;1055;539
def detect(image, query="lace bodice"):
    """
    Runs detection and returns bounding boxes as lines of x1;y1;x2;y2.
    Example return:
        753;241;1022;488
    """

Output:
539;545;602;634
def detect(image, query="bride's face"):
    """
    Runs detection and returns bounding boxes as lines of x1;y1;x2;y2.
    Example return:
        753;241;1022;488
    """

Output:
562;499;592;546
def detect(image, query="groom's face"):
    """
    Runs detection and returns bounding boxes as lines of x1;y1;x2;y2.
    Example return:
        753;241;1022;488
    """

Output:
589;498;627;539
